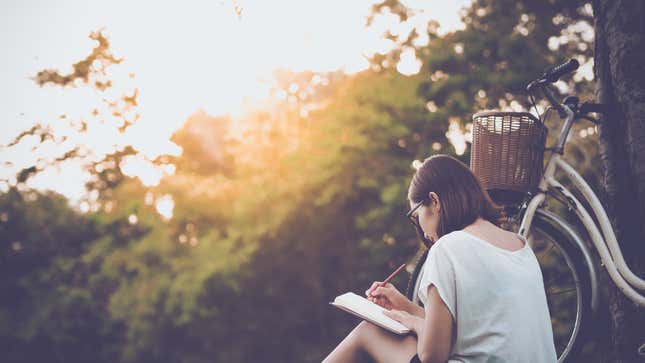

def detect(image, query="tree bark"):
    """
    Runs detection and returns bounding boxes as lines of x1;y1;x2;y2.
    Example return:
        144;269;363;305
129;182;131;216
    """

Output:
593;0;645;362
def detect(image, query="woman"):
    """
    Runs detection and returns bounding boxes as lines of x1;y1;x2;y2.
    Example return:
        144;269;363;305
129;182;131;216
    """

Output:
322;154;557;363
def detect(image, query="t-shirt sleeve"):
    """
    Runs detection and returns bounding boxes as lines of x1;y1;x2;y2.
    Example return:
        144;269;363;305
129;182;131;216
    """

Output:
417;244;457;321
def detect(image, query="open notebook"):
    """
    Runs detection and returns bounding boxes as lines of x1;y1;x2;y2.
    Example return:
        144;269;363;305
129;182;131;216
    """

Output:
329;292;411;335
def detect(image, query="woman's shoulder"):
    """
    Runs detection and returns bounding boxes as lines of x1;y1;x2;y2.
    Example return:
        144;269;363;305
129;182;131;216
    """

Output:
429;230;465;255
434;229;463;248
432;229;498;255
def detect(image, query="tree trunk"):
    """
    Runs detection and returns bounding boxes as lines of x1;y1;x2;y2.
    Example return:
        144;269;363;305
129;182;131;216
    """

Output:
593;0;645;362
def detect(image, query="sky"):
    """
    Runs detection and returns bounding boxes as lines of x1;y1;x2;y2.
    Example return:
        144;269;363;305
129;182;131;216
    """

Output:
1;0;471;202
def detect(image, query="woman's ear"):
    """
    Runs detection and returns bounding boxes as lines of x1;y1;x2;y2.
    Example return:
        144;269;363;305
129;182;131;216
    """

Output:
428;192;441;212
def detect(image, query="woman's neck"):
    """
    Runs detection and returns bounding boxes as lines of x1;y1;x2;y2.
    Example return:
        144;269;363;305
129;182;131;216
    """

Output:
469;216;489;228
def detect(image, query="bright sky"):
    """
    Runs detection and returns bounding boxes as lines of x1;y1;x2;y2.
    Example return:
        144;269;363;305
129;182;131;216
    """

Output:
1;0;471;203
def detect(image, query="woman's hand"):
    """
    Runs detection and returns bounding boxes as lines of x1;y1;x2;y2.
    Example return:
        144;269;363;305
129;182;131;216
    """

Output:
365;281;413;312
382;309;424;334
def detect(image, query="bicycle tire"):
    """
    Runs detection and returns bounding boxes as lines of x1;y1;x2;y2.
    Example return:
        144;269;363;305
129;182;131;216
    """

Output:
403;210;594;363
405;248;428;303
529;210;594;362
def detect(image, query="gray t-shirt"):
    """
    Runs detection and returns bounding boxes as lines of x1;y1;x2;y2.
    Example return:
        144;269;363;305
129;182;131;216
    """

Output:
417;229;557;363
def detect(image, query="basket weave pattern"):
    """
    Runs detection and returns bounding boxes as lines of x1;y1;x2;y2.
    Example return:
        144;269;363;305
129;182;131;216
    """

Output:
470;111;547;201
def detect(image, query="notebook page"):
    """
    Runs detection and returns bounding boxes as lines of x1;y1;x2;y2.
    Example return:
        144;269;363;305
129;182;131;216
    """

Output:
334;292;410;332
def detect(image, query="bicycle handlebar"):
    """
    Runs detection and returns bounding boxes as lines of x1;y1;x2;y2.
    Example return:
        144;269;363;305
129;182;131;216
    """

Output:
526;59;581;117
526;58;580;91
544;59;580;83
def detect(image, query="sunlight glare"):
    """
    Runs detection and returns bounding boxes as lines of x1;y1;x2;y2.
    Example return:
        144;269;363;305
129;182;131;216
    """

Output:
396;47;422;76
445;118;467;156
128;214;138;225
120;155;175;187
1;0;472;201
155;194;174;221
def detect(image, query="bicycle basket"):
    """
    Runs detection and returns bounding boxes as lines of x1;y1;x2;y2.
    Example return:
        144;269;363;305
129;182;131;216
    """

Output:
470;111;547;205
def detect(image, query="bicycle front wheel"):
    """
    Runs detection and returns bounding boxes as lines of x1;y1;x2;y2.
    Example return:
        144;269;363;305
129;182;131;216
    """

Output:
514;208;595;362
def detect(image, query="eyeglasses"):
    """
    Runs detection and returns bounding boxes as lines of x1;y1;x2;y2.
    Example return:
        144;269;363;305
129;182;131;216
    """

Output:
406;200;424;229
406;199;432;246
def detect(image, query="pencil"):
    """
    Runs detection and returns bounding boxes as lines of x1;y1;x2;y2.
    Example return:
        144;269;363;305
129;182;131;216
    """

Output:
379;263;407;287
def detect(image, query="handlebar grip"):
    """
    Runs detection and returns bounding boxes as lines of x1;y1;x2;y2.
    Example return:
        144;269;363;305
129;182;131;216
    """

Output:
545;59;579;83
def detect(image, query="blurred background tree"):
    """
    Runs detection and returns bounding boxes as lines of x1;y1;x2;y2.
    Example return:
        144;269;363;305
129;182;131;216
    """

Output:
0;1;611;362
593;0;645;361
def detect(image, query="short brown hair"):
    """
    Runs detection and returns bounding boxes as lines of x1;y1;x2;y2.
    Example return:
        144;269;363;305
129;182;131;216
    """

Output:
408;154;504;238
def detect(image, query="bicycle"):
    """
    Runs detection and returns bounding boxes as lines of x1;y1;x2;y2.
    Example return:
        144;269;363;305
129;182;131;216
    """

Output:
404;59;645;362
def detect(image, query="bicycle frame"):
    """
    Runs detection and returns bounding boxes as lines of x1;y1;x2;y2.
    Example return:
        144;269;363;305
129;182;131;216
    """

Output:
518;106;645;307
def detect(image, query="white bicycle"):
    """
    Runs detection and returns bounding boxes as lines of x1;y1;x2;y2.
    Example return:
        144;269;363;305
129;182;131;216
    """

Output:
405;59;645;362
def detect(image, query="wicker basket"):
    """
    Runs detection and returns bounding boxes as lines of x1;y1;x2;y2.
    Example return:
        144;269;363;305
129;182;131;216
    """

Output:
470;111;548;205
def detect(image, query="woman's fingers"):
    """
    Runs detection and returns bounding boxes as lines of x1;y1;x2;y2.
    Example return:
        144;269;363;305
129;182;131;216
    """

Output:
367;282;399;309
382;299;391;310
365;282;376;296
370;294;382;306
373;285;391;297
365;281;383;297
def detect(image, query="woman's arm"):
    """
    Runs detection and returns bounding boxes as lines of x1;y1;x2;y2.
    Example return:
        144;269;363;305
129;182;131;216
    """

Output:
383;285;454;363
413;284;454;363
405;299;425;318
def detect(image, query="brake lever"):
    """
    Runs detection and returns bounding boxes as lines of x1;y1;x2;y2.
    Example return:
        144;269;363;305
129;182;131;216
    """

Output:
526;78;547;92
575;102;609;125
578;115;599;125
579;102;609;115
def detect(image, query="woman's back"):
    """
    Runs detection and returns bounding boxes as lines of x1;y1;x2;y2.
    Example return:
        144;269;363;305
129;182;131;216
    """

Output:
416;229;558;363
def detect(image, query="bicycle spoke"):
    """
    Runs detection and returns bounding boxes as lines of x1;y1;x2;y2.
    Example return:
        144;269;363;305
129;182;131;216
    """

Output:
548;286;577;296
507;216;587;362
538;242;556;262
546;268;574;287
